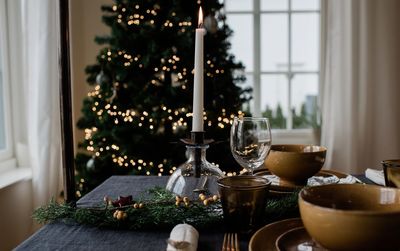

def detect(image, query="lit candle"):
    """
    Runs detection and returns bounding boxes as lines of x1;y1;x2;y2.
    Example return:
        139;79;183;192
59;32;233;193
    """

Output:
192;7;206;132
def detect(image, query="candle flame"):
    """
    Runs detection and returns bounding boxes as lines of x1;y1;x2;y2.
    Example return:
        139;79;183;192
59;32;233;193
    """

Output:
198;7;203;27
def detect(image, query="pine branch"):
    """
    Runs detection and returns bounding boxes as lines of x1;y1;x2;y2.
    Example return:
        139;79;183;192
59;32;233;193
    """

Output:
33;199;76;224
33;188;299;230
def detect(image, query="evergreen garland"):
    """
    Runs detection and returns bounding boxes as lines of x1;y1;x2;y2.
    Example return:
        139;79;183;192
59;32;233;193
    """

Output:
33;188;299;230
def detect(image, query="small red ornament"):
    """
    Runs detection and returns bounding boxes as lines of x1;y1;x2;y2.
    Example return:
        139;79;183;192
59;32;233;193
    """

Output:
112;195;134;207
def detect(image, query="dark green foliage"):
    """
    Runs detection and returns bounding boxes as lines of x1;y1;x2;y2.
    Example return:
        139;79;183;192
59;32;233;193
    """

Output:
262;102;320;130
33;188;299;230
265;191;300;222
262;104;287;129
292;104;308;129
75;0;251;195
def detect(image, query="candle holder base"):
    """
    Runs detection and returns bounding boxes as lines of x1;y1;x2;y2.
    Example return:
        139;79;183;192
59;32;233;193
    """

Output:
166;132;224;199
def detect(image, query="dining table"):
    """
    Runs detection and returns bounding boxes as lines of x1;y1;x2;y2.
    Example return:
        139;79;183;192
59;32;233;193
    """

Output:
15;174;370;251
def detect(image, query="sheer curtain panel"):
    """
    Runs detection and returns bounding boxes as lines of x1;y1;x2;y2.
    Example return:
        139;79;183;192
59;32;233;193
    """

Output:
321;0;400;174
14;0;63;207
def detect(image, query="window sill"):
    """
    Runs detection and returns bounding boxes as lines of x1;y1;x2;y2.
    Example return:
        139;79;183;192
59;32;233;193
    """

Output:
0;167;32;189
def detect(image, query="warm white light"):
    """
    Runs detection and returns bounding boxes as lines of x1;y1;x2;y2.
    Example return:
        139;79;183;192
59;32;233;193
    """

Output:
198;7;203;27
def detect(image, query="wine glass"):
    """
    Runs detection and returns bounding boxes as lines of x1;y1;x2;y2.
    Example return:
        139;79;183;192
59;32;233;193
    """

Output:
230;117;272;175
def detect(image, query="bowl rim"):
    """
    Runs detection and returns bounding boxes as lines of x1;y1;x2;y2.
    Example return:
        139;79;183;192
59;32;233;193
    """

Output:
299;184;400;215
269;144;327;154
381;159;400;167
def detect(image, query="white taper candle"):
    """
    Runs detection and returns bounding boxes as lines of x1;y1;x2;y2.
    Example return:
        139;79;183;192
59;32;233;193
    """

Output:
192;7;206;132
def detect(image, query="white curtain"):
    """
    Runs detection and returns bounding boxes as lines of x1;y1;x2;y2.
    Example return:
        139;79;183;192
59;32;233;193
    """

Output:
321;0;400;174
9;0;63;208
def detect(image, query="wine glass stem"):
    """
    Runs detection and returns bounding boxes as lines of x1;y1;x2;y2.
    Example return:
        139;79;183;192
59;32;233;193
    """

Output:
248;169;253;176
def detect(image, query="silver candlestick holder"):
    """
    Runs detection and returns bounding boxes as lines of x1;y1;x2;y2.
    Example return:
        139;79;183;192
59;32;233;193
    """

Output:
166;131;224;199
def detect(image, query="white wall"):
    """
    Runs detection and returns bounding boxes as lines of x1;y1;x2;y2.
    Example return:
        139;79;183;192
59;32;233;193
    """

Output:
0;180;34;250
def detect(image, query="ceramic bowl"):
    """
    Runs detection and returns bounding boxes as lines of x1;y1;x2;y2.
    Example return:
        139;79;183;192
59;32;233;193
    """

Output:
265;144;327;186
382;159;400;187
299;184;400;251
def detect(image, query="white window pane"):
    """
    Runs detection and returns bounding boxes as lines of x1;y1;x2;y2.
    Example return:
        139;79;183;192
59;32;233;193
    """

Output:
261;14;288;72
261;74;288;129
226;14;254;71
225;0;253;11
291;13;319;71
261;0;288;11
241;74;254;113
292;0;320;11
291;74;319;129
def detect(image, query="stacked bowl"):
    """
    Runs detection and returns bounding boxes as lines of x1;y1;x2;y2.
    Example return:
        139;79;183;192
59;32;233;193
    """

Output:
299;184;400;250
265;144;327;186
257;144;400;250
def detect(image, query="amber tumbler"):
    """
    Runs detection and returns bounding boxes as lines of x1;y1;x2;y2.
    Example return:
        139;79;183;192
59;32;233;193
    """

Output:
382;159;400;188
217;176;270;233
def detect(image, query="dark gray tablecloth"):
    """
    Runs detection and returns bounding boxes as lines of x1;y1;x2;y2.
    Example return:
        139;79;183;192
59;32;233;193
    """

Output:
15;175;373;251
15;176;247;251
15;221;226;251
76;176;170;208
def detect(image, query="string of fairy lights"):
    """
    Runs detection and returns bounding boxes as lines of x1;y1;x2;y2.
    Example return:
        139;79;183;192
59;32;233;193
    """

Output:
88;85;241;130
98;49;225;89
84;91;244;177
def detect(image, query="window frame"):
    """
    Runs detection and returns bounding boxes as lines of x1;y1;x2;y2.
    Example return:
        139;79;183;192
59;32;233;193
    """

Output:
0;0;15;168
225;0;322;135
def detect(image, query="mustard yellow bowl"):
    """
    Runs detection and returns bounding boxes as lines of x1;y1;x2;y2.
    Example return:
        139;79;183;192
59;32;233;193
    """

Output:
265;144;326;186
299;184;400;251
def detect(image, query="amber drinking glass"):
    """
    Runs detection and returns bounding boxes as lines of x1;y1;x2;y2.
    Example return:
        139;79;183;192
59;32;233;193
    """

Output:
217;176;270;233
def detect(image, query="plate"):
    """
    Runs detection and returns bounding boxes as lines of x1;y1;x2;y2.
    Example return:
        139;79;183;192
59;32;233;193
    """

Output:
255;169;356;193
248;218;303;251
275;227;328;251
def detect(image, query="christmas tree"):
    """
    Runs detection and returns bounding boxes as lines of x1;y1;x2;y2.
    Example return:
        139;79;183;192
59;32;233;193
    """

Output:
75;0;251;196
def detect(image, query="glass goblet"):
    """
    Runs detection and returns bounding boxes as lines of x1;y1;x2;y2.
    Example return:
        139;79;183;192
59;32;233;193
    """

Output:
230;117;272;175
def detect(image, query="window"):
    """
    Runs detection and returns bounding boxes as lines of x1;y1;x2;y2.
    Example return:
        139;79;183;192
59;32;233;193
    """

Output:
0;0;14;165
225;0;321;131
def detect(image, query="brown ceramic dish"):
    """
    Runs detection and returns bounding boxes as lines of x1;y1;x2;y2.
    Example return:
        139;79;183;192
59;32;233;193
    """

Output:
255;169;345;192
275;227;328;251
265;144;327;186
299;184;400;251
248;218;303;251
382;159;400;187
